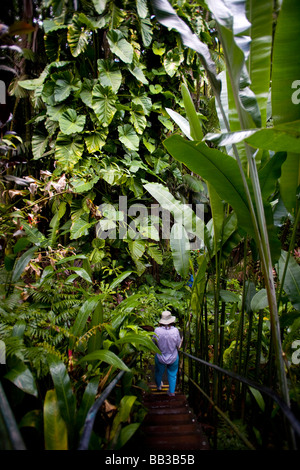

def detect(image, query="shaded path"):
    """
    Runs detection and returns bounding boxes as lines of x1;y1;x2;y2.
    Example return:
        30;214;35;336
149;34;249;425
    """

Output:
135;383;210;451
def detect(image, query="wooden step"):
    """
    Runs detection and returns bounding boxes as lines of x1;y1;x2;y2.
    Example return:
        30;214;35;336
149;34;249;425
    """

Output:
143;413;193;426
144;394;187;406
136;389;210;450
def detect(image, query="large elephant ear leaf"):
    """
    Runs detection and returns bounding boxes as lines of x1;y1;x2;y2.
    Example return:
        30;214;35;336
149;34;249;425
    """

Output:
68;18;89;57
106;29;134;64
67;13;104;57
97;59;122;93
32;129;49;160
92;84;117;126
59;109;86;135
55;133;84;171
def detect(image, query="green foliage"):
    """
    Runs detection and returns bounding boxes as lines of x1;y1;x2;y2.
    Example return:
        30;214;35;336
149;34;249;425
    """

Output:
1;0;299;452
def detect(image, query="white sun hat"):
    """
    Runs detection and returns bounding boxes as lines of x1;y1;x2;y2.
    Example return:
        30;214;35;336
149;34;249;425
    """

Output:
159;310;176;325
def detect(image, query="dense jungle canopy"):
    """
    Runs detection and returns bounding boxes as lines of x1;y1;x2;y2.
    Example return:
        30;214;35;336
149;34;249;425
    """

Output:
0;0;300;451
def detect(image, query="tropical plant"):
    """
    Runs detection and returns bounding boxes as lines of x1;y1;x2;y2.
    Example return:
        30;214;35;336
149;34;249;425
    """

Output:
149;0;300;425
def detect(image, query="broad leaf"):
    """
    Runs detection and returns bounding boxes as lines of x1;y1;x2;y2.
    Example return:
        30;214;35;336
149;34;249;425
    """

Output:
44;390;68;450
67;267;92;283
166;107;191;140
147;244;163;265
118;124;139;151
140;18;153;47
163;136;254;237
76;376;100;429
144;182;206;245
246;0;273;127
163;49;183;77
206;0;261;130
107;29;134;64
128;65;149;85
70;296;102;349
110;395;137;445
88;301;104;354
91;0;108;14
271;0;300;215
32;129;49;160
55;133;84;170
249;387;265;412
272;0;300;126
251;289;268;312
70;216;95;239
97;59;122;93
11;246;37;283
80;78;96;108
49;357;76;429
219;290;239;303
118;423;140;449
52;71;81;104
5;362;38;397
116;333;160;354
128;239;145;260
129;106;147;134
279;153;300;215
136;0;149;18
59;109;86;135
67;15;89;57
84;130;107;153
170;223;190;278
47;104;68;122
22;223;47;247
132;93;152;115
109;271;132;290
79;350;130;371
277;250;300;311
258;152;287;201
92;84;117;126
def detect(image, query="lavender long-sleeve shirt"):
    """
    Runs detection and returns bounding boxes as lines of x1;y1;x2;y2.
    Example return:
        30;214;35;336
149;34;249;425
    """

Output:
153;326;182;365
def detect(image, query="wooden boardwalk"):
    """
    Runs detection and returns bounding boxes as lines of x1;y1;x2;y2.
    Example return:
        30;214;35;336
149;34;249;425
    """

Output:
135;384;210;451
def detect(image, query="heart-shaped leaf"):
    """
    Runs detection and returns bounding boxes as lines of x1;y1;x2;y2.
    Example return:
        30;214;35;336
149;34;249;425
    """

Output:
59;109;86;135
107;29;134;64
118;124;139;150
55;133;84;170
97;59;122;92
92;84;117;126
84;130;107;152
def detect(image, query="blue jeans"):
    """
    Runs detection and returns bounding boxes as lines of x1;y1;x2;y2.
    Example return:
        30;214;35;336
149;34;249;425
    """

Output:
155;354;179;394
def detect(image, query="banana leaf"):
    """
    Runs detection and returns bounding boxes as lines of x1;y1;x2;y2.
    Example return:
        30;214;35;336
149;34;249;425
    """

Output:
164;136;254;238
272;0;300;215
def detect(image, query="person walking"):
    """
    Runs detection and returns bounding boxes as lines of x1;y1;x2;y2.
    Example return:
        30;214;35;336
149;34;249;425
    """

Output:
153;311;182;397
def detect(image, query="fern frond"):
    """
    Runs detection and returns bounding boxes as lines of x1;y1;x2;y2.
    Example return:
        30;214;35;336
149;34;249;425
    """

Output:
75;322;103;347
36;341;68;363
2;335;27;361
